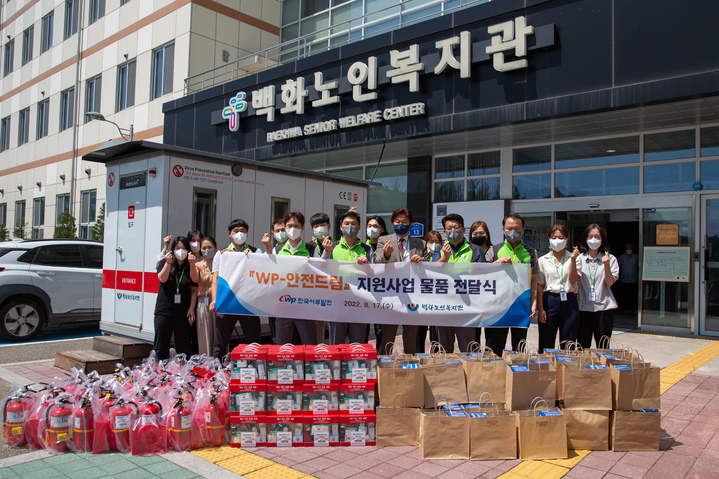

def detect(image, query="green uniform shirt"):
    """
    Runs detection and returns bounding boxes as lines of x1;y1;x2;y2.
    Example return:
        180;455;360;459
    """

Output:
279;241;311;257
447;239;473;263
332;237;369;261
227;243;253;253
495;239;537;276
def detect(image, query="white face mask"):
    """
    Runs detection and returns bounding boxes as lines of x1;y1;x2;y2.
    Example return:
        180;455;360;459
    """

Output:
286;227;302;240
367;227;381;239
549;238;567;252
428;243;440;252
174;249;188;261
587;238;602;250
189;241;200;253
313;226;329;239
274;231;288;244
626;249;633;256
232;232;247;245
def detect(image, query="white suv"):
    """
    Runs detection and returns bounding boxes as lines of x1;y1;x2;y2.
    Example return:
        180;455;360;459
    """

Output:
0;239;103;342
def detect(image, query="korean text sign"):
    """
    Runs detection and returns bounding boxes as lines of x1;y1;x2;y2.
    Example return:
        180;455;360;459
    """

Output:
215;254;531;328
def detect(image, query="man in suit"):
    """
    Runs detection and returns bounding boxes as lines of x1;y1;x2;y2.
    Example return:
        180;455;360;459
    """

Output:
375;207;430;355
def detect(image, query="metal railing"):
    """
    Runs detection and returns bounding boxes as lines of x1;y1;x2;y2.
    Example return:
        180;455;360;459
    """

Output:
183;0;491;95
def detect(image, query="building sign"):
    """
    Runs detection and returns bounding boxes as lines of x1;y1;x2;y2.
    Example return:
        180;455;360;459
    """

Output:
656;224;679;245
218;16;555;142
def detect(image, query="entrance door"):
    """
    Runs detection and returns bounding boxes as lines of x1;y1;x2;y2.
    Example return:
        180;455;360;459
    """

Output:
114;173;147;327
701;195;719;336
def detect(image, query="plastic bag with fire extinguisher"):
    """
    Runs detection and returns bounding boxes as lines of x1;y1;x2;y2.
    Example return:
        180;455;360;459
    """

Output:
91;391;119;454
166;394;194;452
131;391;166;455
69;391;95;453
40;395;74;454
1;383;36;448
24;386;66;450
193;385;226;447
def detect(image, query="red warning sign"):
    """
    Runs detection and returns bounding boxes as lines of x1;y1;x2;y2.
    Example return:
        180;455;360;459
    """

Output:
107;172;115;186
128;205;135;219
173;165;184;178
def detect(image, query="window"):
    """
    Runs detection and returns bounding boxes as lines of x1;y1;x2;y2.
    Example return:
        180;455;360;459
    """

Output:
89;0;105;24
60;87;74;131
513;145;551;172
151;42;174;99
36;99;49;139
120;0;131;4
85;75;102;122
17;107;29;146
41;12;53;53
14;200;25;237
64;0;78;40
116;60;136;112
272;197;290;224
4;39;14;76
35;245;83;267
193;189;216;238
0;203;6;228
32;197;45;239
555;167;639;197
21;26;33;65
1;116;10;151
644;163;696;193
555;136;639;169
433;151;500;202
56;193;70;221
79;189;96;239
644;129;695;162
86;245;103;269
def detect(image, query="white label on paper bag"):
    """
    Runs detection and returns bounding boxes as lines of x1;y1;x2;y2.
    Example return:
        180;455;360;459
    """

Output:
276;399;292;415
277;431;292;447
315;368;331;384
350;430;366;446
509;365;530;372
588;364;607;369
539;410;561;416
614;364;632;370
240;368;256;383
314;431;329;447
351;368;367;383
469;412;488;418
278;369;294;384
313;400;329;415
348;399;364;415
401;363;419;369
241;432;257;447
240;400;255;416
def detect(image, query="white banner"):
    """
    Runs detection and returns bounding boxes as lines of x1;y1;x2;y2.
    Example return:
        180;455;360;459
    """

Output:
216;253;531;328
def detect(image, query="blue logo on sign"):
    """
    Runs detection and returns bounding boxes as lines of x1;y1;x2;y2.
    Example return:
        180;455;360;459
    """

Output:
409;222;424;237
407;304;419;312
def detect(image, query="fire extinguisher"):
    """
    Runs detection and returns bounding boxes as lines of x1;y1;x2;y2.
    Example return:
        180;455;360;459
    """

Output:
110;399;138;453
92;393;117;452
132;398;164;454
168;397;192;451
2;386;33;447
203;393;226;447
72;394;94;452
26;388;64;449
45;398;73;453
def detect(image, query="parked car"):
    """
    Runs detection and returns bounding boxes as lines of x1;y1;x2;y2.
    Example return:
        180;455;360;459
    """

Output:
0;239;103;342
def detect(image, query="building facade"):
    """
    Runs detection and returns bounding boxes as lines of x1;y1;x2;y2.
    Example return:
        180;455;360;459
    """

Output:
162;0;719;338
0;0;281;239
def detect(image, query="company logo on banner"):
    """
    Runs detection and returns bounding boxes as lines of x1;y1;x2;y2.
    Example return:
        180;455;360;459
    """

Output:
215;253;531;328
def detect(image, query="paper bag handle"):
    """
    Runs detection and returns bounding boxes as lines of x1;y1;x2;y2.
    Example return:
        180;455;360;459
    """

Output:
466;341;481;354
391;393;408;409
530;397;549;412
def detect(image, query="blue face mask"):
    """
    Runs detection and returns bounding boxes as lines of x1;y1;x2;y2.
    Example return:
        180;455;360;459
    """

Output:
393;224;410;236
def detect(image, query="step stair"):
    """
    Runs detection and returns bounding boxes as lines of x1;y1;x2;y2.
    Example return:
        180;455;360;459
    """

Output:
54;335;152;374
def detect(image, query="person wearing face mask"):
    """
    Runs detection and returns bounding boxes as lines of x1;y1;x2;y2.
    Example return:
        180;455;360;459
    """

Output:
261;219;289;254
414;231;443;352
435;214;486;352
209;219;262;359
375;207;430;355
185;229;204;354
577;224;619;348
322;211;371;344
617;243;639;313
535;225;581;352
486;214;538;357
365;215;387;263
195;237;217;356
154;236;197;360
276;211;319;345
469;221;494;262
309;213;332;258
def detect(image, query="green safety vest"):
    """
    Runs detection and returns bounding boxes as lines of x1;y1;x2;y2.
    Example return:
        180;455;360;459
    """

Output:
447;239;473;263
279;241;311;257
227;243;252;253
332;237;368;261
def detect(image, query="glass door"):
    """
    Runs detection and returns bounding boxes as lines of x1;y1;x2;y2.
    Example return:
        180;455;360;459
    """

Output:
701;195;719;336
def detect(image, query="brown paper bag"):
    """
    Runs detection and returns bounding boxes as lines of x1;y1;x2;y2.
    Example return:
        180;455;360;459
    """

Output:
515;402;567;460
463;357;506;403
610;410;660;451
419;409;470;459
378;362;424;408
557;361;612;410
505;361;556;411
469;410;517;460
423;357;468;407
563;408;609;450
610;363;660;410
376;395;420;446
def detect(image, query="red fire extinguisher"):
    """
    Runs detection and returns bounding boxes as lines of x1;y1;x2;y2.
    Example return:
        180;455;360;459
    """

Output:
45;398;73;453
203;393;225;447
26;388;64;449
72;394;94;452
168;397;192;451
132;399;165;455
110;399;138;453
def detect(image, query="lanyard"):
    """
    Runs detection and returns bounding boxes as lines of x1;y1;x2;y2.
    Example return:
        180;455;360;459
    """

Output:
175;265;185;294
589;258;600;290
552;255;564;288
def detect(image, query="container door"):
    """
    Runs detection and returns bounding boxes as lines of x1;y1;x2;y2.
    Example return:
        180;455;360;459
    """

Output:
114;172;147;327
701;195;719;336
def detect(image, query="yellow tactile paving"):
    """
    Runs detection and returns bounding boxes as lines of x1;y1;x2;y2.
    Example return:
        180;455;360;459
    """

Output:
244;463;312;479
192;444;318;478
500;338;719;479
191;445;246;463
215;454;277;475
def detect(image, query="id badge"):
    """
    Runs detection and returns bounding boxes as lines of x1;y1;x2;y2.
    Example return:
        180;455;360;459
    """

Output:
559;290;567;302
203;297;209;307
589;290;596;302
174;294;181;304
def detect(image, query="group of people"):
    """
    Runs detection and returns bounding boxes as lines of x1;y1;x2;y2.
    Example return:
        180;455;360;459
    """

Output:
152;207;627;360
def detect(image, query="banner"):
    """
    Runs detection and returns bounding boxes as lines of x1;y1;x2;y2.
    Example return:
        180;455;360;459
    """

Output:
216;253;531;328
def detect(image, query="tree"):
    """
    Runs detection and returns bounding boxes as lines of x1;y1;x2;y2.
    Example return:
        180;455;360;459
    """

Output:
91;203;105;242
54;213;77;238
13;223;28;240
0;223;9;242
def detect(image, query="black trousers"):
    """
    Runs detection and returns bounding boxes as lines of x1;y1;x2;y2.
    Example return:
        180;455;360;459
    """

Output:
212;314;261;359
154;313;192;360
329;322;367;345
538;292;580;352
436;327;473;353
578;310;615;349
275;318;317;345
485;327;528;357
377;325;418;355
